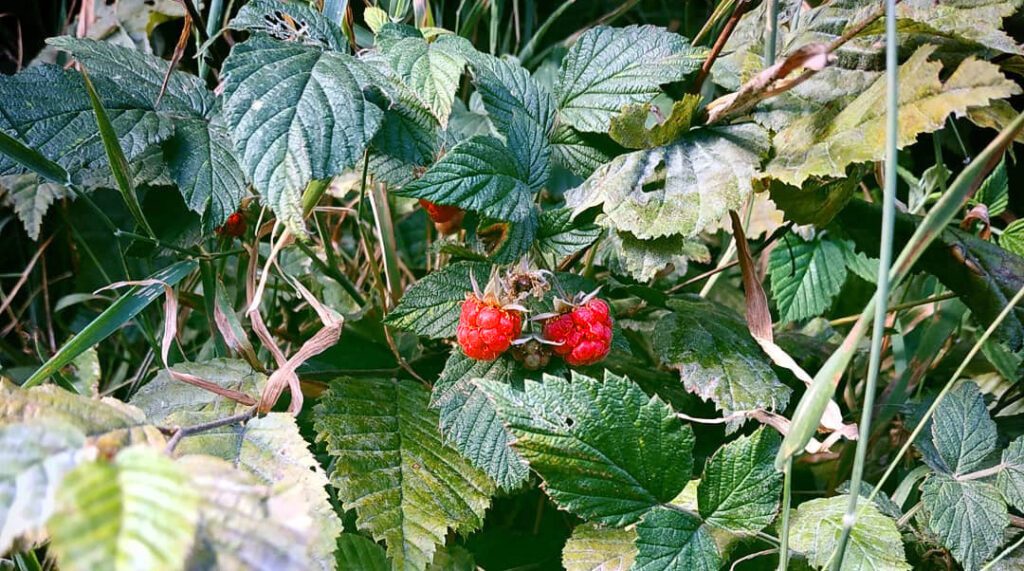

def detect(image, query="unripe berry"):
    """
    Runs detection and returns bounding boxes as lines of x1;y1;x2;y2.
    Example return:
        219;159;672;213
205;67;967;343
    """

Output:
542;297;613;366
510;338;552;370
457;294;522;361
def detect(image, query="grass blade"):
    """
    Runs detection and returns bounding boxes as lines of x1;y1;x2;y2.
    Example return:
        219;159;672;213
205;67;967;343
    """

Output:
22;259;197;388
80;67;155;239
777;109;1024;468
0;129;69;185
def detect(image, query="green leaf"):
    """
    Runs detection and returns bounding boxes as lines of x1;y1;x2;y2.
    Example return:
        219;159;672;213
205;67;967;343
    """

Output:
767;172;862;227
929;381;998;475
48;446;199;571
789;495;911;571
0;130;70;186
603;232;710;283
535;208;602;261
23;259;197;388
653;296;790;428
383;37;467;127
394;135;533;222
467;53;555;191
768;235;847;323
837;239;880;284
168;412;341;570
997;436;1024;511
221;35;383;233
555;25;705;132
228;0;348;51
0;421;86;553
549;124;624;178
975;159;1009;216
179;455;326;571
336;534;388;571
314;378;495;571
565;124;769;240
476;370;694;526
608;97;701;150
697;428;782;534
633;506;720;571
384;261;490;339
1000;219;1024;257
562;523;637;571
922;474;1007;571
130;359;263;423
431;352;530;490
162;119;248;230
0;380;161;440
766;45;1019;187
1;174;68;241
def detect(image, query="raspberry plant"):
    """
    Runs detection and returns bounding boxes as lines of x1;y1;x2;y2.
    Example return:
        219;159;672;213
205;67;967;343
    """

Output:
1;1;1024;570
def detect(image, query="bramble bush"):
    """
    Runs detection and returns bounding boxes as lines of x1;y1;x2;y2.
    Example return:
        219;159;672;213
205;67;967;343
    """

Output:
1;0;1024;570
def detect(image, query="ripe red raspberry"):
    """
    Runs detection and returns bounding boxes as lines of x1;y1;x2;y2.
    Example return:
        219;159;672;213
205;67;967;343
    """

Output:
216;212;247;237
542;297;613;366
419;199;464;235
457;294;523;361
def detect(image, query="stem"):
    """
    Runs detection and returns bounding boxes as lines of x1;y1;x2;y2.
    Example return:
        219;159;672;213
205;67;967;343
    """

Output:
777;457;793;571
294;239;365;306
517;0;576;61
958;463;1005;482
981;533;1024;571
164;407;256;454
830;2;898;567
692;0;750;94
828;292;956;326
764;0;779;67
198;0;226;79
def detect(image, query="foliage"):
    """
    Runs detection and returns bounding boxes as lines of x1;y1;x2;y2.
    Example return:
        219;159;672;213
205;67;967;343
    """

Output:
1;0;1023;570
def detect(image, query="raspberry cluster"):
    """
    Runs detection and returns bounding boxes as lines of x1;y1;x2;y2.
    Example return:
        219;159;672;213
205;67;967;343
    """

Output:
456;295;523;361
541;298;613;366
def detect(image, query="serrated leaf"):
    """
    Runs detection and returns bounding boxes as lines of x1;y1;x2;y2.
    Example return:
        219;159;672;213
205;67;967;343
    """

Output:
385;261;490;338
555;26;705;132
179;455;319;571
789;495;911;571
633;506;720;571
162;119;247;230
1;173;67;241
394;135;533;222
169;411;340;569
468;53;555;191
383;37;466;127
536;208;602;261
929;381;998;475
697;428;782;534
565;124;769;240
130;359;263;423
608;97;700;150
922;474;1007;571
0;421;88;553
896;0;1023;55
1000;219;1024;257
997;436;1024;511
602;232;710;283
48;446;199;571
228;0;347;50
975;159;1009;216
549;124;624;178
336;534;388;571
653;296;790;428
221;35;383;233
768;235;847;323
478;210;539;264
767;172;862;228
431;352;530;490
837;239;879;284
562;523;637;571
766;45;1019;187
476;370;693;526
314;378;495;571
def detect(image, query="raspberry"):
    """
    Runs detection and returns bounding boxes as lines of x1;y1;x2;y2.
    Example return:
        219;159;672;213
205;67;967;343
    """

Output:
216;212;246;237
419;199;464;233
542;297;613;366
457;294;523;361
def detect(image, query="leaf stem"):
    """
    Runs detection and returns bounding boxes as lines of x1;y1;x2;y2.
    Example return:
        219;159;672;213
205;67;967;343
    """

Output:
764;0;779;67
828;292;956;326
692;0;750;94
981;533;1024;571
777;457;792;571
830;1;899;566
164;407;256;454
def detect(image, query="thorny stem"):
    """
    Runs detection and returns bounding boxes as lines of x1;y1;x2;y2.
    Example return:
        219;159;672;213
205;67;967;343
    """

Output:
163;407;256;454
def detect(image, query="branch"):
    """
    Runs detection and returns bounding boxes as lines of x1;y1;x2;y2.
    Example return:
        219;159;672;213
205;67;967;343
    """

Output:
164;407;257;454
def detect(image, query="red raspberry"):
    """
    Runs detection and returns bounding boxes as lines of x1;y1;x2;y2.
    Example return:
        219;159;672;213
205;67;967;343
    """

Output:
542;297;613;366
216;212;247;237
419;199;464;235
457;294;523;361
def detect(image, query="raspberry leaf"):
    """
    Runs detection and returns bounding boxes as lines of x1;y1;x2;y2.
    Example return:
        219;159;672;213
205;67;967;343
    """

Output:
536;208;603;261
562;523;637;571
768;234;848;324
314;378;495;571
928;381;998;475
653;296;791;429
476;370;694;526
554;25;705;132
697;428;782;534
922;475;1007;571
228;0;348;51
385;261;491;339
633;506;720;571
998;436;1024;511
431;352;530;490
789;495;911;571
